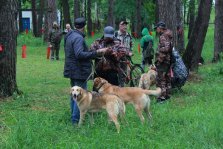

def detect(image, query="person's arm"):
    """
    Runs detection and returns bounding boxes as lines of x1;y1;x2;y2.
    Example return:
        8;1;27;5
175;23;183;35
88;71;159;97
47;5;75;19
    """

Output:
140;37;145;49
48;30;52;47
158;35;171;53
73;38;107;60
73;37;97;60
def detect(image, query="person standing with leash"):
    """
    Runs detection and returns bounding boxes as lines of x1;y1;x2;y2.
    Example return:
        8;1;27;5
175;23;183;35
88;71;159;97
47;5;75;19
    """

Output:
154;21;173;103
63;17;108;124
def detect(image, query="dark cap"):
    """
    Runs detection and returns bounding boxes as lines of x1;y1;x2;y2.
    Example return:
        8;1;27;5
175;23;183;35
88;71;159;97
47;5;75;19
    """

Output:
104;26;114;38
74;17;86;29
120;21;128;25
154;21;166;29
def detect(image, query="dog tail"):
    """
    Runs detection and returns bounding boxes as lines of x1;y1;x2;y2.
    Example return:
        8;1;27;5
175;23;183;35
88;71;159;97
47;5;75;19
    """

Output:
142;87;161;97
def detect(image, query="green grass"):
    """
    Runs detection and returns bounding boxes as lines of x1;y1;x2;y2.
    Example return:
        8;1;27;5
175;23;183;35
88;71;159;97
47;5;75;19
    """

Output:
0;28;223;148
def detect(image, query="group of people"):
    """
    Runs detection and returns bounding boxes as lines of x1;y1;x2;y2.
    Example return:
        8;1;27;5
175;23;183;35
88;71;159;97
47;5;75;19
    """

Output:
56;17;173;124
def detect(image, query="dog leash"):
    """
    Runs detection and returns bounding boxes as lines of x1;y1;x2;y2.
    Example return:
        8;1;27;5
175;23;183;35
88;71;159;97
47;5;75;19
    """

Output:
79;62;97;88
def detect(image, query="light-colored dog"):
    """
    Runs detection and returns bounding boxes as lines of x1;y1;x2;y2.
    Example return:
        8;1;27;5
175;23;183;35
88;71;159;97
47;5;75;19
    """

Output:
71;86;125;133
138;66;157;89
93;77;161;123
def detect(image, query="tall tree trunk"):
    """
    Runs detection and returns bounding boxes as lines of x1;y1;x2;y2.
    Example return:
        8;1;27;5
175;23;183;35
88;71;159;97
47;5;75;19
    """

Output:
94;2;100;31
183;1;186;25
176;0;185;53
107;0;115;26
44;0;57;42
136;0;142;38
32;0;38;37
213;0;223;62
87;0;92;36
183;0;212;71
74;0;80;19
188;0;195;39
158;0;177;46
62;0;72;27
18;0;23;33
0;0;18;98
155;0;159;24
37;0;44;37
84;0;87;19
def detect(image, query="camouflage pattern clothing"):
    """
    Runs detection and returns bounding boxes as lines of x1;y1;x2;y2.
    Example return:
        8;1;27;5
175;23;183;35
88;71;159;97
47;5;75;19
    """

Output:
114;30;133;51
48;28;63;60
114;31;133;86
90;37;128;86
155;29;173;100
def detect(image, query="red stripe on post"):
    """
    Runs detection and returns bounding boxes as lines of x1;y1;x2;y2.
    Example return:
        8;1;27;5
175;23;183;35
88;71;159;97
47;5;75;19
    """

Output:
0;44;3;52
47;47;51;59
22;45;27;58
138;43;140;53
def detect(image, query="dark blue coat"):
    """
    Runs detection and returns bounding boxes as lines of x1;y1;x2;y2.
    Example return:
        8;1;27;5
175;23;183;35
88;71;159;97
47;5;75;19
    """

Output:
63;29;98;80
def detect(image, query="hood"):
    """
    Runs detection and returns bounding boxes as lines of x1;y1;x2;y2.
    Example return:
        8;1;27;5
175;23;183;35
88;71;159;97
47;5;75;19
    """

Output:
141;28;149;36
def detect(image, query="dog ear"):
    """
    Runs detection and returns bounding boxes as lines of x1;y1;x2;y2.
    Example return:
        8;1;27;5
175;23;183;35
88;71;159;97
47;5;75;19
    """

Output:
79;88;83;96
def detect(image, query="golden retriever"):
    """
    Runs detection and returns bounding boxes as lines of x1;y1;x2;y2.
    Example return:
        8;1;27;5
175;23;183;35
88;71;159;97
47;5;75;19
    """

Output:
71;86;125;133
138;66;157;89
93;77;161;123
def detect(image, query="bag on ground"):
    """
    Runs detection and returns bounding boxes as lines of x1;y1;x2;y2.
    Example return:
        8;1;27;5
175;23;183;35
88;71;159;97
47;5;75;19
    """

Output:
171;47;188;88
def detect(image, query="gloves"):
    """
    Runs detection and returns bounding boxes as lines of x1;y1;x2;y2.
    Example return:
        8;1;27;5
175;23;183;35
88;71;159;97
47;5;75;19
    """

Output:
48;42;52;48
96;48;109;56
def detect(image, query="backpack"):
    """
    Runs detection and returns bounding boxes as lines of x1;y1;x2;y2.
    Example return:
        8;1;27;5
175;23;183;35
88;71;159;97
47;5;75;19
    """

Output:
142;41;154;59
171;47;188;88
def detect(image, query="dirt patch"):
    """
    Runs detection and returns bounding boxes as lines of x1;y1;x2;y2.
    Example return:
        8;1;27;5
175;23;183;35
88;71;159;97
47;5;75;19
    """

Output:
187;72;203;83
31;106;53;112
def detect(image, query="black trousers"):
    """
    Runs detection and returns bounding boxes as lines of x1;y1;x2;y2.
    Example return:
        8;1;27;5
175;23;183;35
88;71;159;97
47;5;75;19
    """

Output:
95;70;119;86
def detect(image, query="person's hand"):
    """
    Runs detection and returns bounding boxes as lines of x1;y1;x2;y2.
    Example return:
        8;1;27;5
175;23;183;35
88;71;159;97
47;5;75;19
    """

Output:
48;42;52;48
96;48;109;55
128;52;133;57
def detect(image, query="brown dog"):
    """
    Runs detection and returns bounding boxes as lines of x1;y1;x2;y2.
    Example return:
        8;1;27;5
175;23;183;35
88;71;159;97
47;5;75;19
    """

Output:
138;66;157;89
71;86;125;133
93;77;161;123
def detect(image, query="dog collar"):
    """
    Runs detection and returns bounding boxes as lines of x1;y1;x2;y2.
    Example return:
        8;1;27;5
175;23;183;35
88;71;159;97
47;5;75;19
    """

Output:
96;82;106;91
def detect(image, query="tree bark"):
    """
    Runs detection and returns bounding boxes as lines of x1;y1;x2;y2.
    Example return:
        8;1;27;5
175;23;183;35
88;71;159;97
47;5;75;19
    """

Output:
36;0;44;37
87;0;92;36
158;0;177;46
107;0;115;26
18;0;23;33
213;0;223;62
62;0;72;27
44;0;57;42
31;0;38;37
176;0;185;53
188;0;195;39
0;0;18;98
136;0;142;38
183;0;212;71
74;0;80;19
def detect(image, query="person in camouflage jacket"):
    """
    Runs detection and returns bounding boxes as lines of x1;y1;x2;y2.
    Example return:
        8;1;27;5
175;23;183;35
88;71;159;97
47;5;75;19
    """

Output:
154;21;173;102
48;22;63;60
90;26;130;86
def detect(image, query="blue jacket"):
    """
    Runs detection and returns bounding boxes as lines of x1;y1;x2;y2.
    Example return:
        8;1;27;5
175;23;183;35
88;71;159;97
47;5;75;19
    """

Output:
63;29;98;80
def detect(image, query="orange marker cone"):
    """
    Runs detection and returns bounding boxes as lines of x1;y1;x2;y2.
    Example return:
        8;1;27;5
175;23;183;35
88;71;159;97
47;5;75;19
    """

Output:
22;45;27;58
25;28;28;34
138;43;140;53
47;47;51;59
91;31;95;37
